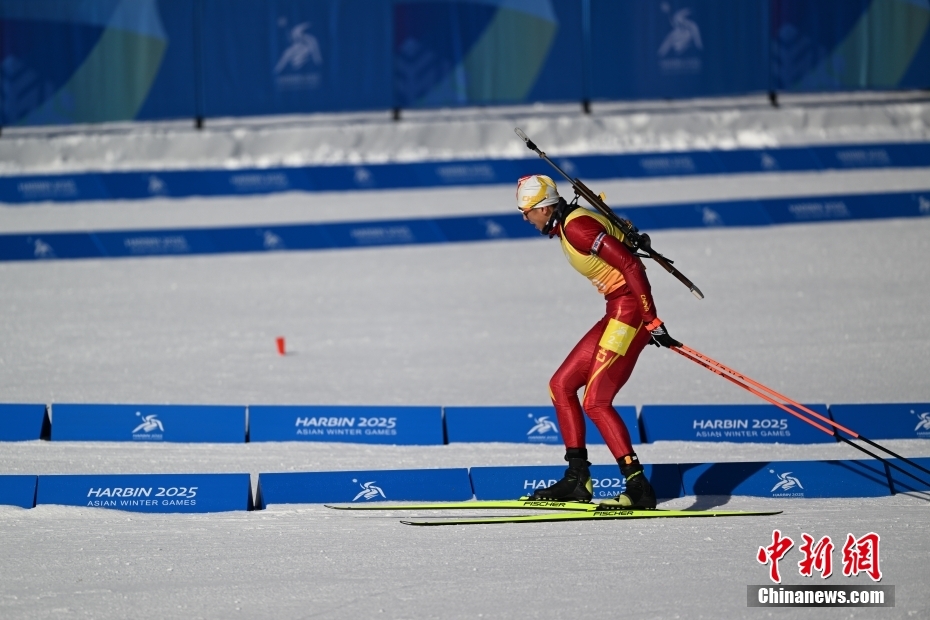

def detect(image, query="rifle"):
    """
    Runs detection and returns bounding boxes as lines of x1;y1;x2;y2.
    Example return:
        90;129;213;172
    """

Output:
515;128;704;300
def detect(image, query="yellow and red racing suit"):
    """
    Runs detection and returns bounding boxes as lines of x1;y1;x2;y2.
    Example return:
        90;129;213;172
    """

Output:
549;207;659;459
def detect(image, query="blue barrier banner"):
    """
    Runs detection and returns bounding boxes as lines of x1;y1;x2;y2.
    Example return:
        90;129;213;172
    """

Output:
93;228;219;257
886;457;930;494
889;142;930;167
224;168;314;195
469;464;683;501
303;163;420;192
0;403;47;441
829;403;930;441
100;168;313;201
610;205;663;233
545;155;625;182
907;192;930;219
761;194;868;224
241;224;334;252
616;151;726;178
640;404;834;444
714;147;825;174
444;405;637;445
445;406;563;444
36;473;252;512
257;468;472;507
97;171;180;200
0;475;37;508
199;226;281;255
248;405;444;445
858;190;917;220
0;232;103;261
199;0;392;117
432;214;537;243
0;174;109;203
3;144;930;206
2;188;928;262
680;459;891;498
412;159;520;188
811;144;920;170
207;224;332;255
646;200;772;230
589;0;769;101
51;404;246;443
322;219;446;249
96;170;218;200
98;168;317;200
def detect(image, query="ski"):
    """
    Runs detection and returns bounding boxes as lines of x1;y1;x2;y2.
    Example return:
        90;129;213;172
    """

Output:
325;499;597;512
400;508;782;526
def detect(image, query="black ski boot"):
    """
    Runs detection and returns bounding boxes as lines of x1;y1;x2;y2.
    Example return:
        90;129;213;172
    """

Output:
600;457;656;509
529;455;593;502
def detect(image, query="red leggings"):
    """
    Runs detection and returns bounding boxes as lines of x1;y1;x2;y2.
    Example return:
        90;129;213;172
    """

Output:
549;291;650;459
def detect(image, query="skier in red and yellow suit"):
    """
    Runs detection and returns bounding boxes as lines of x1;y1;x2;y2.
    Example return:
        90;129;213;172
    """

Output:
516;174;681;508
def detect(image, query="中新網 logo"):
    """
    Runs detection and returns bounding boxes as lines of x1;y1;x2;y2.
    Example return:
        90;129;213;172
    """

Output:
757;530;882;583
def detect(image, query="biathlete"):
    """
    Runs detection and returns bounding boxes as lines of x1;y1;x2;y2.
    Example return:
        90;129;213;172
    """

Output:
516;174;681;509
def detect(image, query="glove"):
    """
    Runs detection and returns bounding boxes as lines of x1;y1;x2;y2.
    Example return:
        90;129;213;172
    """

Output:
646;319;681;348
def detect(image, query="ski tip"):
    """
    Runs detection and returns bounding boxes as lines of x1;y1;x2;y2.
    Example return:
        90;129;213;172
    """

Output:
691;285;705;300
700;510;783;517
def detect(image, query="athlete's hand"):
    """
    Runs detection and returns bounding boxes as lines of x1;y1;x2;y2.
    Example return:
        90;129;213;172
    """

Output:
647;320;681;348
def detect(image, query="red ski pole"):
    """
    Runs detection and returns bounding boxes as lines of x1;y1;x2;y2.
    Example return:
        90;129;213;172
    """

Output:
671;347;834;434
670;344;930;489
676;345;856;436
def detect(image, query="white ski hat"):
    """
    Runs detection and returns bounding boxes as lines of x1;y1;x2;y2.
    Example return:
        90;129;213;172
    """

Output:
516;174;560;212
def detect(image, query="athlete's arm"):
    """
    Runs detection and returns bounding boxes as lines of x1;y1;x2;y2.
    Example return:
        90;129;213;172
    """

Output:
563;216;658;324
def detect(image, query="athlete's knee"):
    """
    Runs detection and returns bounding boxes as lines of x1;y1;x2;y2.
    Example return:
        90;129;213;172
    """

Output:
549;371;581;401
582;397;616;422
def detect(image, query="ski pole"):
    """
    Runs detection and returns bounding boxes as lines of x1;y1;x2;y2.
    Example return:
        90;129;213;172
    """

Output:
677;344;930;472
514;128;704;300
677;345;858;435
671;344;930;490
674;344;930;482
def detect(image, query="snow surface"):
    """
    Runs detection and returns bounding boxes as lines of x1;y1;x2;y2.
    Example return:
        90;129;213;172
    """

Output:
1;94;930;619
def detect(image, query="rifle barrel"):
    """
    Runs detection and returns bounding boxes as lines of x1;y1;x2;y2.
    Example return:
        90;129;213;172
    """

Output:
514;127;704;300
